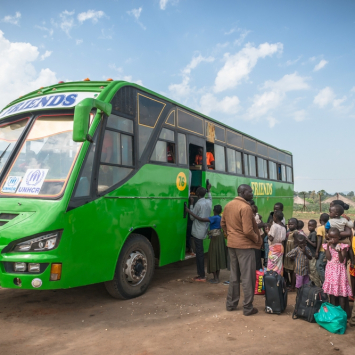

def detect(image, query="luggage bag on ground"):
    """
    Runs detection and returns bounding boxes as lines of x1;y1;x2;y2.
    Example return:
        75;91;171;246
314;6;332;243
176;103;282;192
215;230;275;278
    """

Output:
292;282;328;323
264;270;287;314
254;270;265;295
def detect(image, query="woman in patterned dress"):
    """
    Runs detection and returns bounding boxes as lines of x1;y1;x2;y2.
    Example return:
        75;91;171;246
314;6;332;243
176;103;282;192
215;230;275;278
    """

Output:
323;227;353;315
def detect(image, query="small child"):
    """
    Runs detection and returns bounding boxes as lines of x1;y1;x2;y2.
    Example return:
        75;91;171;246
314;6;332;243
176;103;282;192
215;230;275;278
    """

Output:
297;220;306;236
267;210;286;275
267;202;286;226
185;204;227;284
315;213;330;285
286;232;312;289
306;220;322;287
322;227;353;314
326;205;354;233
252;204;264;271
284;218;298;291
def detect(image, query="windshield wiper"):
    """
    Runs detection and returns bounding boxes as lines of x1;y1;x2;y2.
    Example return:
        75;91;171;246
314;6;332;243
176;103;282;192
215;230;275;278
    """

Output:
0;143;11;164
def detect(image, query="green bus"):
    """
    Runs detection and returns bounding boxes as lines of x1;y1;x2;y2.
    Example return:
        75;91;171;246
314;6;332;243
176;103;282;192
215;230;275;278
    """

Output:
0;80;294;299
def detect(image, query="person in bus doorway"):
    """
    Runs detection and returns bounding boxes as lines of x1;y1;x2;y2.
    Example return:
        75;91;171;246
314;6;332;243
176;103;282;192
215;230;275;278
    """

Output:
221;184;262;316
194;147;215;169
185;204;227;283
188;183;212;282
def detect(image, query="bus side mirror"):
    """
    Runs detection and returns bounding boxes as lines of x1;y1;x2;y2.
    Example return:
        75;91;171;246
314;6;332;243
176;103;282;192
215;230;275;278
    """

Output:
73;98;112;142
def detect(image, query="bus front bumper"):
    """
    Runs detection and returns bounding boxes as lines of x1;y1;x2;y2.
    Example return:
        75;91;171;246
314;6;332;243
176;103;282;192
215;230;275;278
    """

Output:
0;253;64;290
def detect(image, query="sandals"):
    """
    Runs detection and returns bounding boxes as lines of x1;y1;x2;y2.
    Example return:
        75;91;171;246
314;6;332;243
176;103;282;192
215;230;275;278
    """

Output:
193;276;206;282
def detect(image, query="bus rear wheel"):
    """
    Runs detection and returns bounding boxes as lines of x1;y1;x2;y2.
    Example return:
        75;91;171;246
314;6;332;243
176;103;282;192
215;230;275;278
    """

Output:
104;234;155;299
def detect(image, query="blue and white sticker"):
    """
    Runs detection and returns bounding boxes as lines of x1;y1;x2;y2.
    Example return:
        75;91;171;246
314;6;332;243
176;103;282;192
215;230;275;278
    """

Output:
2;176;22;193
0;92;99;119
16;169;48;195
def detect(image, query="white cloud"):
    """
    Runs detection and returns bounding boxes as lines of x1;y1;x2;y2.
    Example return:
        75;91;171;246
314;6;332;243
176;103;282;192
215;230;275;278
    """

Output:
313;59;328;71
234;29;251;46
333;96;347;108
351;86;355;93
262;72;310;92
313;87;335;108
160;0;169;10
0;31;57;110
309;56;316;62
40;50;52;61
248;91;284;118
248;73;309;118
59;10;75;36
159;0;179;10
122;76;143;86
109;64;123;73
199;93;240;116
224;27;238;35
214;42;283;93
127;7;146;30
286;56;301;66
267;116;278;128
168;54;214;100
77;10;104;24
35;25;54;38
293;109;306;122
1;12;21;25
76;39;83;45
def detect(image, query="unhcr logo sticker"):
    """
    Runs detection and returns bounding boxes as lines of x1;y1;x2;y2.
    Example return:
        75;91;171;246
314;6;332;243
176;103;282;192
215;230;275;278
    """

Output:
251;181;273;196
16;169;48;195
2;176;22;193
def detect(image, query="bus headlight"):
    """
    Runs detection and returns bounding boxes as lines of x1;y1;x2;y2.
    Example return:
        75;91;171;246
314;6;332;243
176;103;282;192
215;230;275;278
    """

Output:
12;231;61;252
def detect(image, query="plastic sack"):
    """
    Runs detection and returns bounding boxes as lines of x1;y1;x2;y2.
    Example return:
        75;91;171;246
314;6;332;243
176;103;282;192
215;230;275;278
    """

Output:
254;270;265;295
314;302;347;334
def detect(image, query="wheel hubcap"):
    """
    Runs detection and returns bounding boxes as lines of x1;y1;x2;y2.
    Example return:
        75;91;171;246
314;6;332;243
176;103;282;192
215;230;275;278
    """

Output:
124;251;147;286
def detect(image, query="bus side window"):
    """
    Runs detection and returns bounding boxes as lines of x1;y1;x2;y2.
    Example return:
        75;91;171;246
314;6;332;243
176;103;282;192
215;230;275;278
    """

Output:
98;115;134;193
214;144;225;171
269;161;277;180
73;130;99;198
244;153;249;176
177;133;187;165
277;163;282;181
151;128;175;164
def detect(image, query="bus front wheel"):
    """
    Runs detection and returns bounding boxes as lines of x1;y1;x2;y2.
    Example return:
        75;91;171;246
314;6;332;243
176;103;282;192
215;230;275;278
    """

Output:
104;234;155;299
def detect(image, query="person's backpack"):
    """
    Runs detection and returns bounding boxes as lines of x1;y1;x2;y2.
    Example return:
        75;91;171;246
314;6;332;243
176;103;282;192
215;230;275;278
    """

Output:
264;270;287;314
292;282;328;323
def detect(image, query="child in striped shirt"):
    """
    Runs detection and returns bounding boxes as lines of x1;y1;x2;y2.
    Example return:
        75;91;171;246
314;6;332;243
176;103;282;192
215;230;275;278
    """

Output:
286;232;312;289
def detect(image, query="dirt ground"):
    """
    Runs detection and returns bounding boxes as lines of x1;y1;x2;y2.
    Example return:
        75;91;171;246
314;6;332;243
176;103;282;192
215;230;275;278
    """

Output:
1;257;355;355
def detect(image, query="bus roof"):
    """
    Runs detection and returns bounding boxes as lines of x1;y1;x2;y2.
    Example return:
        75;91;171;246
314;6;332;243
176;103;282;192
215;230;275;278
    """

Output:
1;80;292;156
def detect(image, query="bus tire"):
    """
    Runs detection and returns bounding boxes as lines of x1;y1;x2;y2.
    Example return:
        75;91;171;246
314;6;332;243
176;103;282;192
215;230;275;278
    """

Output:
104;233;155;300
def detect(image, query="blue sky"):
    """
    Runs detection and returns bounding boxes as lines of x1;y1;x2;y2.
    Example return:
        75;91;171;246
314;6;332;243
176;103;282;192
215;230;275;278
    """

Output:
1;0;355;193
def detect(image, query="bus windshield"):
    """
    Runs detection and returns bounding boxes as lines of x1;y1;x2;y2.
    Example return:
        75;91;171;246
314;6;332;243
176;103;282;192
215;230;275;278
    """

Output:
0;114;82;197
0;117;29;174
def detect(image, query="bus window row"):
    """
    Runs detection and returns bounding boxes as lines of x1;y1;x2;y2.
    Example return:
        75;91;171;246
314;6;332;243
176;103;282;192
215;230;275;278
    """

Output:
150;126;293;183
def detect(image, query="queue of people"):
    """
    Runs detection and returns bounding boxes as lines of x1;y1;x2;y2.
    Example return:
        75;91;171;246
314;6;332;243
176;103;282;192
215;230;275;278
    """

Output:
185;184;355;325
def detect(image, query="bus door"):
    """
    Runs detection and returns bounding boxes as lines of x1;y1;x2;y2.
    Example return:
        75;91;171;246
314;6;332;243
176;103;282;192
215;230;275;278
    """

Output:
184;135;206;258
187;135;206;195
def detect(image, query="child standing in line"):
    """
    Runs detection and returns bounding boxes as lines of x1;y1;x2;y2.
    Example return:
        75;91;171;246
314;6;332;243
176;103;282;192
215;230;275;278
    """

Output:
315;213;330;285
297;220;306;236
306;220;322;287
185;204;227;284
267;211;286;276
322;227;353;315
286;232;312;289
284;218;298;291
252;204;264;271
